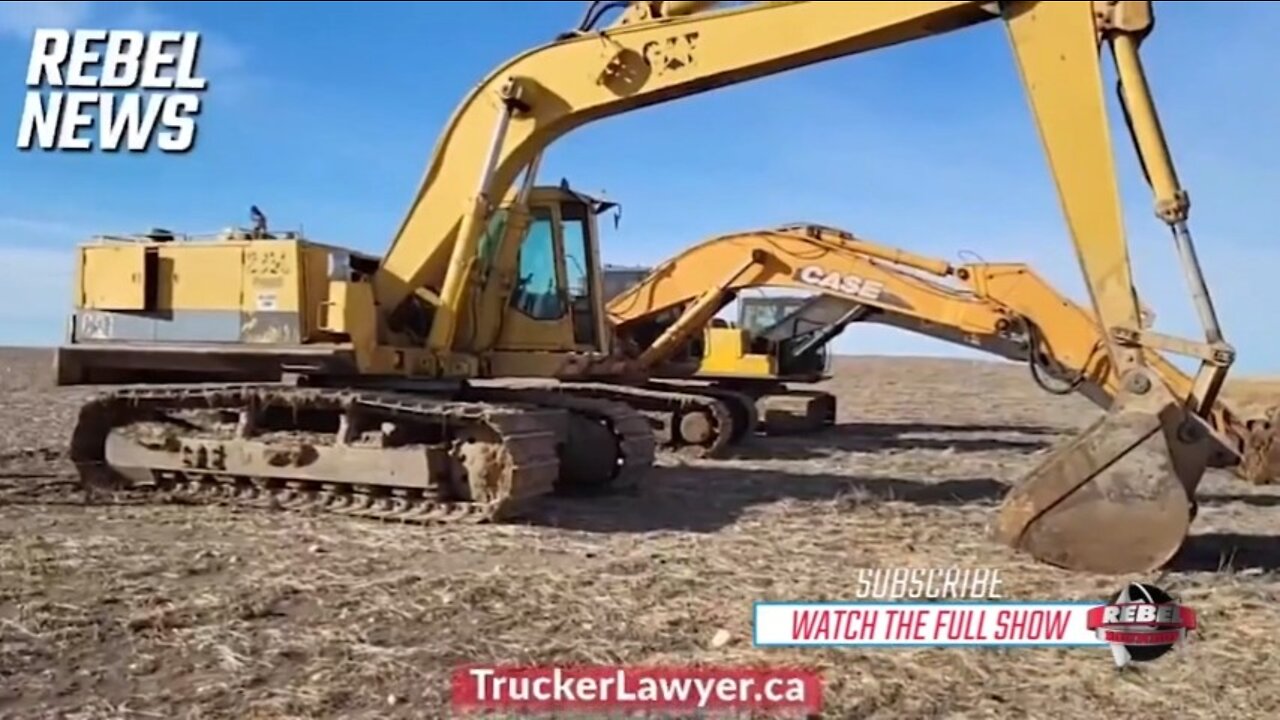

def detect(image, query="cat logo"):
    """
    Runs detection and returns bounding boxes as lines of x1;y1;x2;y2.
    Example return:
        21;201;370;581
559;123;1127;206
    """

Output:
795;265;885;301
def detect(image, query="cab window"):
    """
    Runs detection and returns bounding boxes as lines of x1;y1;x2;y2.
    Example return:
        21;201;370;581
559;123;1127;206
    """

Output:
561;202;599;346
511;209;565;320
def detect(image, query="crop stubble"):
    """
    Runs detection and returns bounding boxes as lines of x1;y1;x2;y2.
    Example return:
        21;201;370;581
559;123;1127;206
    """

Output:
1;348;1278;719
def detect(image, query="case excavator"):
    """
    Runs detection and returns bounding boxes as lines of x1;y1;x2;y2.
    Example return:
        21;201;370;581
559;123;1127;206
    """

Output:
604;224;1280;486
605;267;839;434
54;1;1239;575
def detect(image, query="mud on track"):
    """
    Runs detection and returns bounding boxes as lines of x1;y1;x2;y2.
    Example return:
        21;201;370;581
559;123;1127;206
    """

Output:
1;348;1278;719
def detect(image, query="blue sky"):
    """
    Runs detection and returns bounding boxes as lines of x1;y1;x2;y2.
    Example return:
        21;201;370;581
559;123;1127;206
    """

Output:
1;1;1277;373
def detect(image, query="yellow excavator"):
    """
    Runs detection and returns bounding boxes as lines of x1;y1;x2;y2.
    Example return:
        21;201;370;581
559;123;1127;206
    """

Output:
603;223;1280;486
54;1;1242;574
605;264;840;434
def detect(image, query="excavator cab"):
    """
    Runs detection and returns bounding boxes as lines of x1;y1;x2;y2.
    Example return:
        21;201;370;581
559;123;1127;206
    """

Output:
737;295;834;378
488;185;612;358
738;296;807;336
602;264;652;306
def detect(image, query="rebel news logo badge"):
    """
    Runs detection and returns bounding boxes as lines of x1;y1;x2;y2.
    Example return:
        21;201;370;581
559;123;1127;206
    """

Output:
1086;582;1197;668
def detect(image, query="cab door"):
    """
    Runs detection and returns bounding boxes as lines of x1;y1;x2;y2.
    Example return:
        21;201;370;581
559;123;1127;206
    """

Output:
494;203;578;352
558;200;605;352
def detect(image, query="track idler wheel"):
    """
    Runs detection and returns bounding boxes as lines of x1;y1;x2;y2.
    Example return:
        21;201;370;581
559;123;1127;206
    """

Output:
990;369;1210;575
1238;407;1280;484
717;392;757;445
678;409;716;447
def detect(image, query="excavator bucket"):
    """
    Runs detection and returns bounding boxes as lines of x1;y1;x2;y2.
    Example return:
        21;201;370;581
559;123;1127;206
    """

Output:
991;370;1209;575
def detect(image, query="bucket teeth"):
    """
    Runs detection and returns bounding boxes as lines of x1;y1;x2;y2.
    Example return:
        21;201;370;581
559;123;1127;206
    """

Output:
991;370;1208;575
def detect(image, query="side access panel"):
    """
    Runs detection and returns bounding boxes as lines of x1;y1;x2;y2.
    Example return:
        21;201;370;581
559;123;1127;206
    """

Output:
68;241;309;346
79;245;150;310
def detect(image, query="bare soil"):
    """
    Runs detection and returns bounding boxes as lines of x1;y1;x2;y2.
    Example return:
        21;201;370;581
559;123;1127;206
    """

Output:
1;347;1278;719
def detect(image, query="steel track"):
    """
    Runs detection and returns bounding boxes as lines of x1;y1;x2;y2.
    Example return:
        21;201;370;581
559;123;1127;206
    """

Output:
547;381;740;458
68;382;655;524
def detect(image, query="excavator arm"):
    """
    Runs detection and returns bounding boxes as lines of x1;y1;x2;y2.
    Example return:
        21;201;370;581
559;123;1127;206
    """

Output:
374;0;1230;574
379;1;1215;363
375;0;1001;339
605;224;1274;485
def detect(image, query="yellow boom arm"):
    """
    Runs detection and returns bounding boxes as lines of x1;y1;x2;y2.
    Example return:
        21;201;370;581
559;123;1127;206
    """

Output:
605;224;1273;484
378;2;1222;376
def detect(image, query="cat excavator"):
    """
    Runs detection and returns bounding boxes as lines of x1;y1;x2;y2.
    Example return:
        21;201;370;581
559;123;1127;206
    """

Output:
604;224;1280;486
54;1;1241;574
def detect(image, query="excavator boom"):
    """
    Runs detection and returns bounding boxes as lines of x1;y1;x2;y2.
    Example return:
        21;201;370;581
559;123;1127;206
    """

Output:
606;225;1275;486
376;0;1001;339
378;1;1222;375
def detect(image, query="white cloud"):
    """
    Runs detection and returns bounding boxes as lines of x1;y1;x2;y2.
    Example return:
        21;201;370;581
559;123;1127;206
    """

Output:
111;2;245;76
116;1;163;30
0;216;82;346
0;1;260;104
0;245;74;347
0;213;120;250
199;32;245;76
0;214;88;238
115;2;259;105
0;1;90;40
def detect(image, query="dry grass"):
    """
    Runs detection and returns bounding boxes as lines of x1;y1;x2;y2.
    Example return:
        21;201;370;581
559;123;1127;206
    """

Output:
1;349;1278;719
1225;378;1280;418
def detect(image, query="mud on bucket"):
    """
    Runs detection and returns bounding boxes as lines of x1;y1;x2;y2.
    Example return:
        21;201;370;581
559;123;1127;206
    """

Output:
991;399;1209;576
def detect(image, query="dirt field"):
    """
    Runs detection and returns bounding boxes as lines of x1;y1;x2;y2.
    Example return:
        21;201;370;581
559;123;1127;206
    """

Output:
1;347;1278;719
